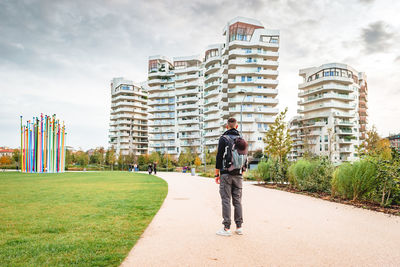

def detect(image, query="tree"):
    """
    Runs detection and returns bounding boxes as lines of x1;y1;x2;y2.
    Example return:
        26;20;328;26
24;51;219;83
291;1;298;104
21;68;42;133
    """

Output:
149;151;161;164
253;149;264;159
327;127;336;161
194;156;202;167
358;126;380;157
263;108;293;163
0;155;12;166
12;149;20;166
75;151;89;168
105;147;116;170
205;150;217;165
65;149;73;166
97;147;105;166
178;148;194;166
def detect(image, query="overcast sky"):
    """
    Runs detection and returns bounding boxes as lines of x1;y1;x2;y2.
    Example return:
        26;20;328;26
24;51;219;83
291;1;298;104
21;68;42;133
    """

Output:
1;0;399;150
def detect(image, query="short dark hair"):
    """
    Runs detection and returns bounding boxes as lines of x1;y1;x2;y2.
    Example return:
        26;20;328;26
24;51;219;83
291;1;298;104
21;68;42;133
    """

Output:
227;117;237;129
228;118;237;123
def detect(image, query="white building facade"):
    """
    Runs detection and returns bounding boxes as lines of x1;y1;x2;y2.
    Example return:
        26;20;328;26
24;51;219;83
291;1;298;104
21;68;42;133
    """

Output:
109;77;148;156
110;17;280;157
288;63;368;163
221;17;280;153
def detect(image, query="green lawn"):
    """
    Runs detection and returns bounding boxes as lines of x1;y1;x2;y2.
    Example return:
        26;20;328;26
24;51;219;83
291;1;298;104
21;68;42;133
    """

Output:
0;171;167;266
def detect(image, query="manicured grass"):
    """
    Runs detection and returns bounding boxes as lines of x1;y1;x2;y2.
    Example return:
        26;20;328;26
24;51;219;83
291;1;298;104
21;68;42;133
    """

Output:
0;171;167;266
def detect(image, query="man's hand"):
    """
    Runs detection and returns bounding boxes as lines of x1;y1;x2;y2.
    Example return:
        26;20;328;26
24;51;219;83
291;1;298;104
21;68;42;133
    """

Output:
215;169;220;184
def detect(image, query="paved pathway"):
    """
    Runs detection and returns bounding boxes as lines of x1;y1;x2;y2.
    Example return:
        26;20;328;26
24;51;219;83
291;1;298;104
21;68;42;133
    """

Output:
122;172;400;267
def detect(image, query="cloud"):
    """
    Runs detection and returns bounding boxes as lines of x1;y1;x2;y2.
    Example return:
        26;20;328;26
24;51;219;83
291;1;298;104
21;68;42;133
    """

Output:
361;21;396;53
1;0;400;149
359;0;375;3
395;55;400;62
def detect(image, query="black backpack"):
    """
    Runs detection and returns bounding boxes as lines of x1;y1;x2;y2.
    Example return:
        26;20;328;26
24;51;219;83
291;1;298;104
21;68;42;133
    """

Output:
222;135;247;173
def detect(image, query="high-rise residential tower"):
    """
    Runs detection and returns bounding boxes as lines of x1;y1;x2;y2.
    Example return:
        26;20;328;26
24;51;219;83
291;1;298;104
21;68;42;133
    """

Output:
289;63;367;163
203;44;224;151
109;77;148;156
144;17;280;157
221;17;280;153
147;56;178;155
174;55;203;154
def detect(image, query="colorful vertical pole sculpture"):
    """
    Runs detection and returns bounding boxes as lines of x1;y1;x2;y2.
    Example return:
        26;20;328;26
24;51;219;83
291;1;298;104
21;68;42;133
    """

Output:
20;114;66;173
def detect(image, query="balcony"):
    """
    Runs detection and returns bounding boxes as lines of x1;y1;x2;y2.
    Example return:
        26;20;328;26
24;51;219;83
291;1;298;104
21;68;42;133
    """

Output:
204;72;222;82
228;78;278;86
176;103;198;110
177;111;199;118
298;94;355;105
228;97;278;105
204;114;220;121
180;126;200;132
176;96;198;103
339;147;352;153
204;81;220;90
178;119;199;125
229;40;279;50
204;123;220;129
149;136;175;141
228;68;278;77
148;70;174;78
149;128;175;133
148;78;174;85
205;64;221;75
298;103;355;113
180;134;201;140
175;88;198;96
228;49;279;58
228;59;279;68
338;138;353;144
205;131;220;137
181;141;201;147
174;73;199;81
148;92;175;99
298;76;354;89
337;129;353;135
204;106;220;114
204;88;221;98
205;55;221;66
175;80;200;89
298;84;353;97
112;95;147;103
228;87;278;95
174;66;200;74
229;107;279;114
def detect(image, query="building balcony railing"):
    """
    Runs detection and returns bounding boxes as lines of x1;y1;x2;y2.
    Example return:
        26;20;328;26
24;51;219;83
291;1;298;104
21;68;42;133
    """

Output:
298;84;353;97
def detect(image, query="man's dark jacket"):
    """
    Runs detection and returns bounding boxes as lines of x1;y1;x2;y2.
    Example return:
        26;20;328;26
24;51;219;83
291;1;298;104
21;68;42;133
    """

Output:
215;128;244;175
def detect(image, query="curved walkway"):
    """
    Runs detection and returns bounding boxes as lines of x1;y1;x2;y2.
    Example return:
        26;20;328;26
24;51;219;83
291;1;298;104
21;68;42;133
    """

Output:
122;172;400;267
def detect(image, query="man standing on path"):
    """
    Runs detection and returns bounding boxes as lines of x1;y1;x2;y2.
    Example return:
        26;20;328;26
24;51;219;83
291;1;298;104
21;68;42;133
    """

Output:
215;118;248;236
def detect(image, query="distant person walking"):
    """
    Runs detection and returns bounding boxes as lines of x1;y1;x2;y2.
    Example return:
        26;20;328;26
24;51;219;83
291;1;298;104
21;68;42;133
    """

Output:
215;118;248;236
148;164;153;175
153;162;157;175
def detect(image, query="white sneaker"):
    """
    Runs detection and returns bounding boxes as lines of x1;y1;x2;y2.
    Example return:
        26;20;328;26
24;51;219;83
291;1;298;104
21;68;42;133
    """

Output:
216;228;232;236
235;228;243;235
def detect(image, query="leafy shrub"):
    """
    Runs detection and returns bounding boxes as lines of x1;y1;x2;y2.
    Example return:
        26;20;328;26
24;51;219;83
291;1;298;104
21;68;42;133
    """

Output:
331;160;377;201
288;157;333;193
257;160;272;182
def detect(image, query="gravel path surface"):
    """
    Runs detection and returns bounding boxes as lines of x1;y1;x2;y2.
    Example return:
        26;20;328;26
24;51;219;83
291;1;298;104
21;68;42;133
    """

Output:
122;172;400;267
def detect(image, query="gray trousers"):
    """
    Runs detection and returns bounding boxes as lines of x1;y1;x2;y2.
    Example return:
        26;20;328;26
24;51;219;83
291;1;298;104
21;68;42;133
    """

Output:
219;173;243;229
